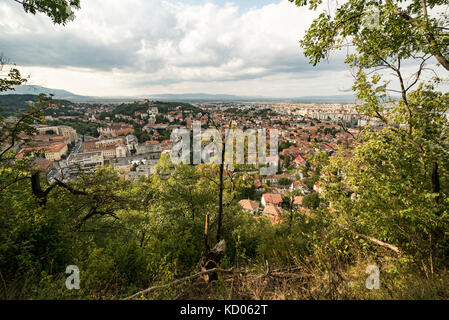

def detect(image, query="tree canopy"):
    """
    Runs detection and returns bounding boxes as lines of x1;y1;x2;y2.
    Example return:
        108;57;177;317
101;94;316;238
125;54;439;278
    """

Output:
291;0;449;279
13;0;81;25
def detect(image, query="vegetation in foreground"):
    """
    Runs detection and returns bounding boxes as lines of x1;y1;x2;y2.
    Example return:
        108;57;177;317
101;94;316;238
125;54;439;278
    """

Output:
0;0;448;300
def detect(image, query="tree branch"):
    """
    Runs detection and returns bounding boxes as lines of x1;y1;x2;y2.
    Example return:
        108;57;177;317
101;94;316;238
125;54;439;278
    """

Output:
336;222;401;254
123;267;235;300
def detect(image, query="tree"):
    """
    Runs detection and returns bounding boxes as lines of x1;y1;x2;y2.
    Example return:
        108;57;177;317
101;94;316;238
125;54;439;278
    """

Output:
282;154;292;170
0;0;125;244
0;93;58;191
157;164;215;221
1;0;81;105
13;0;81;25
0;56;27;93
291;0;449;71
302;192;320;210
1;0;82;171
292;0;449;273
278;177;292;186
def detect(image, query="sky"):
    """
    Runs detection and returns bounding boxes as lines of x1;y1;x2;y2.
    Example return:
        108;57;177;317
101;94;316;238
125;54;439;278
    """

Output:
0;0;363;98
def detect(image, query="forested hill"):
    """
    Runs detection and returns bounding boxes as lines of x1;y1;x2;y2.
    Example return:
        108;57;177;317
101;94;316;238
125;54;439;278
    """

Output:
98;101;202;119
0;94;73;117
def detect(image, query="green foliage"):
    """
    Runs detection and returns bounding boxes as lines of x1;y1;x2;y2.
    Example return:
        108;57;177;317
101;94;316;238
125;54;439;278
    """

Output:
302;192;321;209
0;95;72;117
105;101;201;119
0;66;27;93
18;0;81;25
1;0;449;301
47;119;104;137
292;0;449;70
278;177;292;186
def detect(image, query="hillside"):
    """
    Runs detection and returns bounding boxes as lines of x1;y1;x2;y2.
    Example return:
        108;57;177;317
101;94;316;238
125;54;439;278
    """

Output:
0;94;37;117
98;101;202;120
0;94;73;117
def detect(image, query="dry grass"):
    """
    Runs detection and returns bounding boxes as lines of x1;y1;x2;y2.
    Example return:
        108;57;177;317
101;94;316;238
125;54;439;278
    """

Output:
138;260;449;300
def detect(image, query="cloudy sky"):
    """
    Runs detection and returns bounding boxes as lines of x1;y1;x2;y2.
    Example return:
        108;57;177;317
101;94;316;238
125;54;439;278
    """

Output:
0;0;356;98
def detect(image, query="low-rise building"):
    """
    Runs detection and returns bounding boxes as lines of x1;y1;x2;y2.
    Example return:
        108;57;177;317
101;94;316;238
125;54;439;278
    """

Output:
35;125;77;143
261;193;283;207
239;199;260;214
44;142;68;161
293;196;303;207
263;204;284;224
82;138;129;159
16;142;68;161
98;125;134;137
290;181;310;194
66;151;104;173
136;142;162;155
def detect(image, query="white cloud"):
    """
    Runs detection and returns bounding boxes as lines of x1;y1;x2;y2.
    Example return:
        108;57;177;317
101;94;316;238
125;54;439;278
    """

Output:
0;0;350;97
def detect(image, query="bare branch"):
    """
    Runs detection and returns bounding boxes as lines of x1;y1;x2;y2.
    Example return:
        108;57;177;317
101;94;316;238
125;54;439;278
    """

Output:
123;267;235;300
336;222;401;254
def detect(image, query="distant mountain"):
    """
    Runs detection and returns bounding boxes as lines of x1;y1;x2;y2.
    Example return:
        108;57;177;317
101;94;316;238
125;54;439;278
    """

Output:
286;95;356;103
1;85;92;101
1;85;357;103
144;93;356;103
145;93;259;101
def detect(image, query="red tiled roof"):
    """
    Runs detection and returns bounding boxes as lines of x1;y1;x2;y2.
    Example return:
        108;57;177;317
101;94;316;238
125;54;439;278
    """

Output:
299;207;311;216
262;193;283;205
239;199;260;212
293;196;303;205
46;142;66;153
291;181;307;189
145;140;160;145
293;155;306;164
263;204;283;216
254;180;263;189
16;146;47;159
33;159;53;170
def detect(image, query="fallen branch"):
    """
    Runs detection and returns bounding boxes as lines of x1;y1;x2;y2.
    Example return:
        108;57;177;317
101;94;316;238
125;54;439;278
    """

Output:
123;267;235;300
336;222;401;254
125;266;312;300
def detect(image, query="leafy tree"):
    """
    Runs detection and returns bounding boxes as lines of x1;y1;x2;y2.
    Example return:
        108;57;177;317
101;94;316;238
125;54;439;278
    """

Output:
291;0;449;70
14;0;81;25
278;177;292;186
282;154;292;169
292;0;449;274
302;192;321;210
0;56;27;93
156;163;215;221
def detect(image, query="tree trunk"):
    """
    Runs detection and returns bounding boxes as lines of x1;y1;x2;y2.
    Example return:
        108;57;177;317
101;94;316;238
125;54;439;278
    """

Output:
431;161;440;204
216;133;227;242
199;239;226;282
204;214;210;253
216;162;224;242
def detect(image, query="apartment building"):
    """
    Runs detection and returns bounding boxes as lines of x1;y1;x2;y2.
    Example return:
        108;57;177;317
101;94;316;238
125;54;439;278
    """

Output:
66;151;104;174
16;142;68;161
98;125;134;137
44;142;68;161
35;125;78;143
82;138;129;159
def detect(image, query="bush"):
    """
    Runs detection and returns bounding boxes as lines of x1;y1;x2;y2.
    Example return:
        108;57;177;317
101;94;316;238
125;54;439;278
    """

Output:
302;192;320;209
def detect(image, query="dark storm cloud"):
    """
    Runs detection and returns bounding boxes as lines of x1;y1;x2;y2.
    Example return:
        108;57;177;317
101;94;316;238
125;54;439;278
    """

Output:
0;33;139;70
